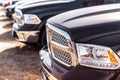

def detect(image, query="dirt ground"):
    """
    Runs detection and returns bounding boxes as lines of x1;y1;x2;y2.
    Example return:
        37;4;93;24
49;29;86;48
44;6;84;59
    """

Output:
0;7;41;80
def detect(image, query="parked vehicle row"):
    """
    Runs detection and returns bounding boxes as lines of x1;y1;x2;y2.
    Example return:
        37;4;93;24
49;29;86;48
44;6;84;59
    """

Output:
0;0;20;8
12;0;88;46
11;0;120;47
1;0;120;80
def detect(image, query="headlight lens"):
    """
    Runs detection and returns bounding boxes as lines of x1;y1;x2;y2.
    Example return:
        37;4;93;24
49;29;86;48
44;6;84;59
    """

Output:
76;43;120;69
24;14;41;24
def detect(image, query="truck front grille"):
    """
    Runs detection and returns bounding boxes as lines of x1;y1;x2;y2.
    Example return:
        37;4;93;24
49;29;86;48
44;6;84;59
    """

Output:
47;24;77;67
53;47;72;65
52;30;68;46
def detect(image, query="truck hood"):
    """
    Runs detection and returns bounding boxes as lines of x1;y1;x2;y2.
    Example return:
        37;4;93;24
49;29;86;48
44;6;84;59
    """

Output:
16;0;74;10
6;0;30;9
48;4;120;48
15;0;30;5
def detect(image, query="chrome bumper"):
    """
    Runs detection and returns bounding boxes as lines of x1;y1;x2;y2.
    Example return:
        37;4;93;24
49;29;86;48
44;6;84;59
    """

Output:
13;30;40;43
40;49;58;80
12;23;40;43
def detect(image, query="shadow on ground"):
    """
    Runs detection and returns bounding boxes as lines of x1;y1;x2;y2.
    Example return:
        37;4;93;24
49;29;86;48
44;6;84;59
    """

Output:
0;31;14;42
0;17;12;21
3;22;13;29
0;15;13;29
0;45;41;80
0;16;12;20
0;7;42;80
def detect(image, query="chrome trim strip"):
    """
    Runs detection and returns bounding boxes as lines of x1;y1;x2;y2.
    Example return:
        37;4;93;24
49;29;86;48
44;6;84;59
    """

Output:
40;49;58;80
53;56;71;67
46;23;71;40
41;63;58;80
51;40;69;49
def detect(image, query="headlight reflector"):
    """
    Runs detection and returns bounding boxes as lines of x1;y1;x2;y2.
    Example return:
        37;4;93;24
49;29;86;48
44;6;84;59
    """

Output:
76;43;120;69
24;14;41;24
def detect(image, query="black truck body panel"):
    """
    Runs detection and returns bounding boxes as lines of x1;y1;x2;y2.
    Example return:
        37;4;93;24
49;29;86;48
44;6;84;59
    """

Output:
20;1;83;15
40;3;120;80
16;0;120;18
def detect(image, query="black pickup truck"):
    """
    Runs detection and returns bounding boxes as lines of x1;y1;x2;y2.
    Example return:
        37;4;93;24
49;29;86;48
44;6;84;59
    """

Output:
12;0;118;46
40;4;120;80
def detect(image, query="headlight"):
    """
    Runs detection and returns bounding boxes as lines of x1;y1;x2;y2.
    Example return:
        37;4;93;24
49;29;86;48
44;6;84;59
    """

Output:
76;43;120;69
24;14;41;24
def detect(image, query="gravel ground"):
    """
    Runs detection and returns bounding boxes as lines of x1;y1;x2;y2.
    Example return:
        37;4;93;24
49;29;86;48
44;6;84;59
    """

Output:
0;7;41;80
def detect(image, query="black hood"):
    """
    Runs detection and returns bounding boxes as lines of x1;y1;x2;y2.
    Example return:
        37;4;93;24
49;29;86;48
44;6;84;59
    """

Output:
16;0;77;16
6;0;34;9
48;4;120;48
15;0;120;19
17;0;65;8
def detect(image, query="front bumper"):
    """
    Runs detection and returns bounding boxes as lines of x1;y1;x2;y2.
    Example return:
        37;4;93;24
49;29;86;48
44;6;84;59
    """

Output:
12;23;40;43
39;47;120;80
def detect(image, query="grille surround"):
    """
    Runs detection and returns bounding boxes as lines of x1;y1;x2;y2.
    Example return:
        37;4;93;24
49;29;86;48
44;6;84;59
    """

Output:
46;23;77;67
